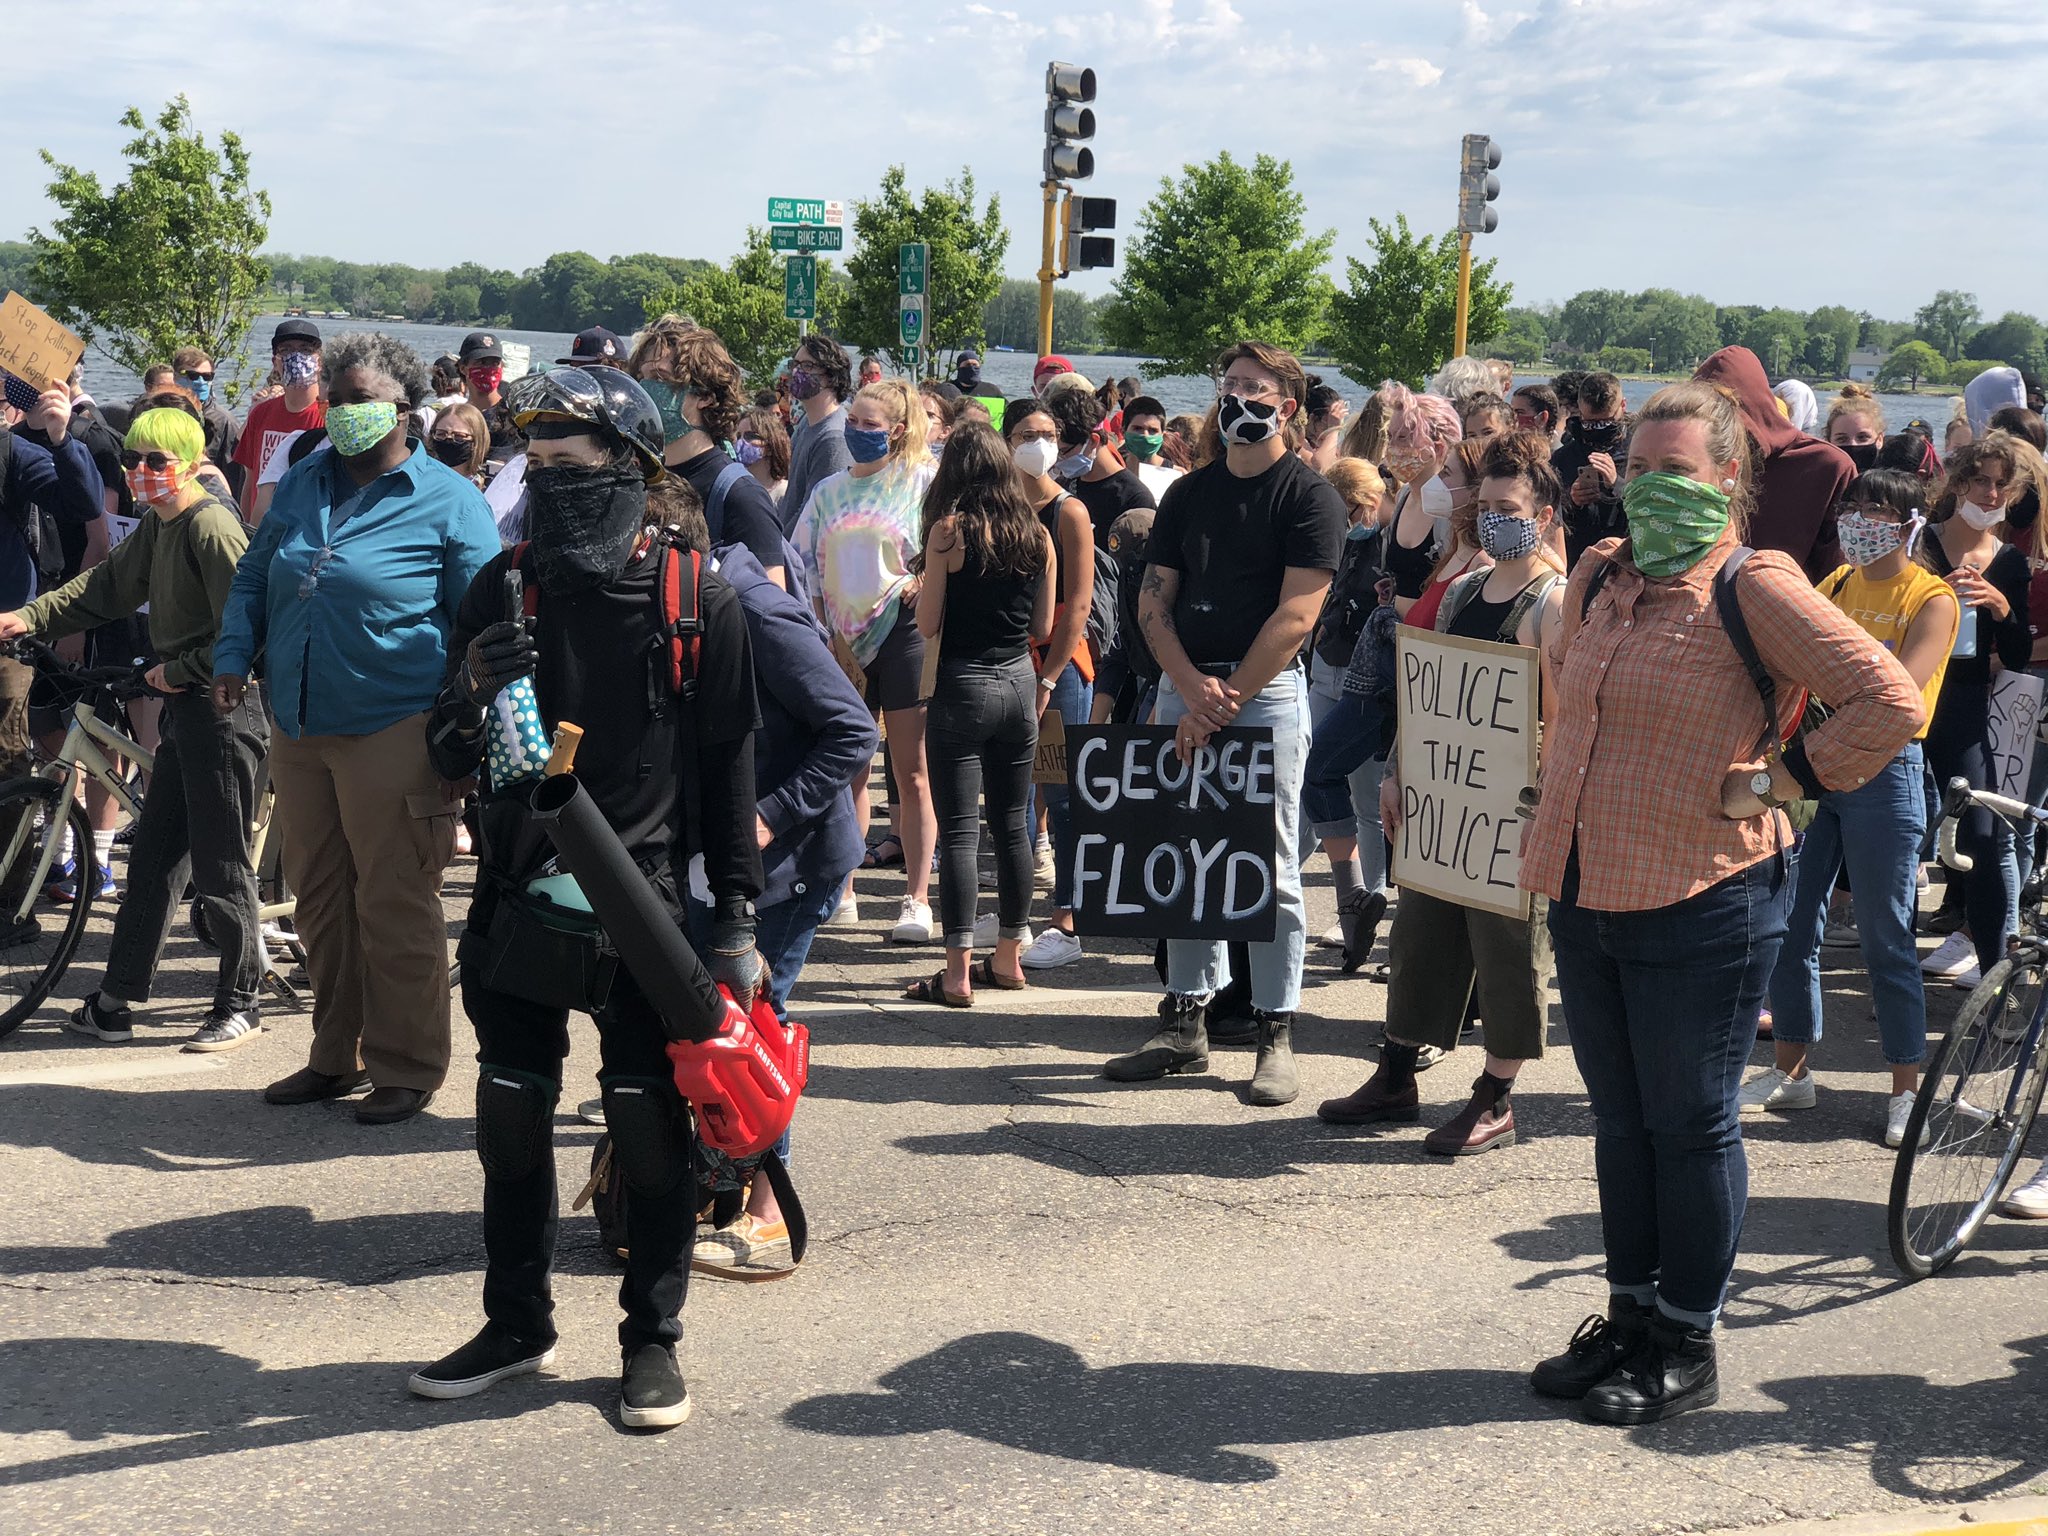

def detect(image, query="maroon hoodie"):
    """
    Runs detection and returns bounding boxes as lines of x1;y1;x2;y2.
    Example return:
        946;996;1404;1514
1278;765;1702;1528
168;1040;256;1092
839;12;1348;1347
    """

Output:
1693;346;1853;582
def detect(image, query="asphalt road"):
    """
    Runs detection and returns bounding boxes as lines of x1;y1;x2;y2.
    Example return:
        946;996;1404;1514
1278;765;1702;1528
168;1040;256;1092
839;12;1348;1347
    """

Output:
2;857;2044;1536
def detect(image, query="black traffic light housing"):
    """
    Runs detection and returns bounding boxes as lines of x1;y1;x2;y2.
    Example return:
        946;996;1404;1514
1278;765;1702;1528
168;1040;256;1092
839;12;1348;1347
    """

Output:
1458;134;1502;234
1061;195;1116;271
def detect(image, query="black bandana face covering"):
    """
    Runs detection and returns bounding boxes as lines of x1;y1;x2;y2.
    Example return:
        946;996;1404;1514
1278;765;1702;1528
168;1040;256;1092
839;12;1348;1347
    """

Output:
524;464;648;596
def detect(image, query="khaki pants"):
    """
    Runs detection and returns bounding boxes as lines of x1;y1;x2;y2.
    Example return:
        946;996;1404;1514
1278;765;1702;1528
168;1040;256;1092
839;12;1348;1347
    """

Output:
270;713;460;1091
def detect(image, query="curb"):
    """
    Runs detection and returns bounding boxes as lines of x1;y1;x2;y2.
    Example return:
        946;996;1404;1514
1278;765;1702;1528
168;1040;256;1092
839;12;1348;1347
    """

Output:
1705;1497;2048;1536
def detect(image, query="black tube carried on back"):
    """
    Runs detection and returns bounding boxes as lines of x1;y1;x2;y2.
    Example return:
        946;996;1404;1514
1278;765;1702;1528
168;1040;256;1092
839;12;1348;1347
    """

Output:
529;773;724;1042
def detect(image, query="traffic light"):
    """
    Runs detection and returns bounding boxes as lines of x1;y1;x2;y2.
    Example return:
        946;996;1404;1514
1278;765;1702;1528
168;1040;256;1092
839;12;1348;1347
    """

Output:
1062;194;1116;271
1044;62;1096;181
1458;133;1502;234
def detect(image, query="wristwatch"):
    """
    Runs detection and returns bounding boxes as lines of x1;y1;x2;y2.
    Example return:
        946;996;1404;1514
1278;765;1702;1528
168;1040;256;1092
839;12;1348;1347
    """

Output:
1037;676;1056;693
1749;768;1784;808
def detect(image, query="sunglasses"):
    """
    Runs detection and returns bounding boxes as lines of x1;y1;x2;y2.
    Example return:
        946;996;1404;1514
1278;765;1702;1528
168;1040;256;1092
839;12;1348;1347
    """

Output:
119;449;183;471
179;369;214;383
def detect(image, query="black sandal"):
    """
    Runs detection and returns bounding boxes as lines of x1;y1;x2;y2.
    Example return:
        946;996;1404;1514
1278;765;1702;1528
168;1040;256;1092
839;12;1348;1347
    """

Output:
970;956;1027;991
864;834;906;869
904;970;973;1007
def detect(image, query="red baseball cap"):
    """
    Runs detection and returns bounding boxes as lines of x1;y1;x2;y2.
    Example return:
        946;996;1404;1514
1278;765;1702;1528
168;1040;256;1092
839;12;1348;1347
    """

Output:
1034;355;1074;381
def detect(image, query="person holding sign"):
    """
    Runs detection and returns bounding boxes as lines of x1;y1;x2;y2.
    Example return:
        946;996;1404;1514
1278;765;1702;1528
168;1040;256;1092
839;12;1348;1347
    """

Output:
1519;382;1922;1425
1104;341;1346;1108
1319;431;1563;1155
1756;469;1957;1145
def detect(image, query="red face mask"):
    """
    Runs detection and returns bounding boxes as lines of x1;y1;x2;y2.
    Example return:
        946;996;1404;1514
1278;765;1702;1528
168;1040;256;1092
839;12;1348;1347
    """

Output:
468;364;503;394
125;460;193;506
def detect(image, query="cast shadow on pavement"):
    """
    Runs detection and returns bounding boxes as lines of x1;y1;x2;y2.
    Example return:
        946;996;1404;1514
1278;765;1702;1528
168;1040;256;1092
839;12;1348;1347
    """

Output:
783;1330;1551;1484
1631;1333;2048;1505
0;1084;474;1170
1494;1195;2048;1326
0;1337;608;1488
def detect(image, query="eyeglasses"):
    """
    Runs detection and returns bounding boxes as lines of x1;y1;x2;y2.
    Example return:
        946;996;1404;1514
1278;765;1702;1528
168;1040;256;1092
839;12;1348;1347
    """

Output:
1217;374;1284;400
178;369;214;383
1012;429;1058;443
297;545;336;601
1512;410;1542;427
431;436;475;452
1838;501;1909;521
118;450;182;472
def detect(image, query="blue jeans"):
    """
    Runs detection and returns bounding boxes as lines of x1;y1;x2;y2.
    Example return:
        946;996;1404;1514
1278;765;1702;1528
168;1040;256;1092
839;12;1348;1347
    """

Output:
1156;666;1310;1014
1548;854;1792;1330
1304;674;1390;896
1026;662;1092;910
1767;745;1927;1064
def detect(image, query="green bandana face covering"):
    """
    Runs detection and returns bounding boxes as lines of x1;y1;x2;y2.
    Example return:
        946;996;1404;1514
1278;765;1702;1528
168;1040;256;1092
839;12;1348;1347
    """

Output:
326;400;399;458
1123;429;1164;462
1623;471;1732;578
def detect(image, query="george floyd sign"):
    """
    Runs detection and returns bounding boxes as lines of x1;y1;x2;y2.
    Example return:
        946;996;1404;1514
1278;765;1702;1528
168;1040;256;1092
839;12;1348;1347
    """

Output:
1068;725;1278;942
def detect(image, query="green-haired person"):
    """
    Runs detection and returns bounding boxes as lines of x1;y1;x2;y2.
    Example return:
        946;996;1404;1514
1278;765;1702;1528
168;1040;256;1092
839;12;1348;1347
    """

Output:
0;406;269;1051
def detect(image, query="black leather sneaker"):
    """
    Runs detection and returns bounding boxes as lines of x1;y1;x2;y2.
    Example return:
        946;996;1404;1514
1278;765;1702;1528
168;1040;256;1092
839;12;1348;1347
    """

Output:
1581;1313;1719;1424
184;1008;264;1053
67;993;134;1043
620;1343;691;1429
1531;1295;1649;1399
409;1324;556;1400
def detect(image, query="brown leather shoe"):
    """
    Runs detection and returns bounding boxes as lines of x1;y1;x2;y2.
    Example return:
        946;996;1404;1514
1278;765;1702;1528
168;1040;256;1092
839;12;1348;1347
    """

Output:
264;1066;371;1105
1316;1070;1420;1125
1423;1082;1517;1156
355;1086;436;1125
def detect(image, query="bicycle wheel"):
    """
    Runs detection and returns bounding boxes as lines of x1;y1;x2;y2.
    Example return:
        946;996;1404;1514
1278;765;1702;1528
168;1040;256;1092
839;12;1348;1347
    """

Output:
0;777;96;1043
1888;950;2048;1277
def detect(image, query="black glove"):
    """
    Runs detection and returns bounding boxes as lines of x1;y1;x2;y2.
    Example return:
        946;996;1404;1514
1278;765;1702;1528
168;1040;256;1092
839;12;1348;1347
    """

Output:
707;915;765;1013
456;619;539;708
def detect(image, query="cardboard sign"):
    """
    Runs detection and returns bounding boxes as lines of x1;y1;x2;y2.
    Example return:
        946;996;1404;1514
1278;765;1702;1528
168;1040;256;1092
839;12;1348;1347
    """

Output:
1392;628;1539;919
1068;725;1279;942
1988;669;2045;798
1031;711;1066;785
0;292;83;394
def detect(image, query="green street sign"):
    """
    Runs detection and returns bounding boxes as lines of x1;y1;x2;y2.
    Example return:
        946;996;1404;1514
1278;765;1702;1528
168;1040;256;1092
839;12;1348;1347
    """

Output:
898;295;925;348
770;226;843;252
898;242;929;296
901;344;923;377
784;256;817;320
768;197;823;225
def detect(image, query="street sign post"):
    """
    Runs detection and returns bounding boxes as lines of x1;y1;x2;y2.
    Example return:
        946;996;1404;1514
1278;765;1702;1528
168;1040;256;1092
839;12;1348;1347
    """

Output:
766;197;845;227
901;344;922;376
770;226;843;252
784;256;817;320
899;242;929;372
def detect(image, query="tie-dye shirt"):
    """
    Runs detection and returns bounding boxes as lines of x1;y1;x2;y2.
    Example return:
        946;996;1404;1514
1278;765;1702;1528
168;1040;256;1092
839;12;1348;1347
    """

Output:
791;457;937;664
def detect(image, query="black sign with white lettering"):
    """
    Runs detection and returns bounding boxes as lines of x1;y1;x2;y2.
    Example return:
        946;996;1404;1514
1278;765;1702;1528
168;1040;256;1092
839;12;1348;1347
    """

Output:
1068;725;1279;942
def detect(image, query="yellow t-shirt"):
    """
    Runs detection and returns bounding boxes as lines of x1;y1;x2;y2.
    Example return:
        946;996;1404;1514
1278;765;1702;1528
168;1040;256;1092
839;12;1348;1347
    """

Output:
1826;562;1958;740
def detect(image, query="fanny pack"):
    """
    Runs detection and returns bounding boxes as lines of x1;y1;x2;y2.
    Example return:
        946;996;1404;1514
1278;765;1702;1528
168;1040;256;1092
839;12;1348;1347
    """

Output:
458;870;619;1014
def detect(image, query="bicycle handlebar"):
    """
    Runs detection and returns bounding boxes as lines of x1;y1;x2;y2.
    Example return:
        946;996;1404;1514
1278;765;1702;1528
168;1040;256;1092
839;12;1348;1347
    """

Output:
2;635;157;698
1935;776;2048;874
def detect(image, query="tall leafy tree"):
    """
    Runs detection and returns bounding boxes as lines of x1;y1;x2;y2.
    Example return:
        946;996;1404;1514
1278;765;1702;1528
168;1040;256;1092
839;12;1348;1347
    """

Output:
1914;289;1982;360
1802;304;1861;375
1877;340;1946;391
648;227;837;391
1323;215;1510;389
30;97;271;395
1738;308;1808;378
1966;311;2046;375
1097;152;1334;378
1619;290;1721;370
840;166;1006;374
1557;289;1631;354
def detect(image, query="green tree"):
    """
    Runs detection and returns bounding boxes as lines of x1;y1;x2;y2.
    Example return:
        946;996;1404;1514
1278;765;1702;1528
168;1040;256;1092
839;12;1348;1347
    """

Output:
981;278;1039;352
648;227;835;392
1942;359;2006;390
1619;289;1720;370
1876;340;1946;391
1966;311;2046;375
1097;151;1334;378
1485;307;1550;366
1322;214;1510;389
1738;308;1807;378
1557;289;1631;353
840;165;1007;373
1802;304;1861;375
30;97;271;394
1914;289;1981;360
1595;346;1654;375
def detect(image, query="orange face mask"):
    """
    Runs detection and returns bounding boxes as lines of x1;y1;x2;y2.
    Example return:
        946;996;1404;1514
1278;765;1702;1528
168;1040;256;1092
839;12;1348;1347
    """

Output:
125;459;193;506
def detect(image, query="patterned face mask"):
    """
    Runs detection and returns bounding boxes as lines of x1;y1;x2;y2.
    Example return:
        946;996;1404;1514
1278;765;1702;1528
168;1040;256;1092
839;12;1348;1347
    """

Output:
325;400;400;457
1837;511;1920;567
1477;511;1540;561
1622;471;1732;578
125;459;193;506
282;351;319;388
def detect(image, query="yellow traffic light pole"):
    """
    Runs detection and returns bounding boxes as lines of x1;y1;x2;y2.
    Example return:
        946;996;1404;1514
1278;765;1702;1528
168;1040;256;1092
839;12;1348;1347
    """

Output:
1037;181;1062;361
1453;230;1473;358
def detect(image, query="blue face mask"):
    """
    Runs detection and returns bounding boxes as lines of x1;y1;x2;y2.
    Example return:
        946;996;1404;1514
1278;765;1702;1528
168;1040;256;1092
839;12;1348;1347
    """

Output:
1054;447;1095;479
845;423;893;464
640;380;695;444
182;375;211;404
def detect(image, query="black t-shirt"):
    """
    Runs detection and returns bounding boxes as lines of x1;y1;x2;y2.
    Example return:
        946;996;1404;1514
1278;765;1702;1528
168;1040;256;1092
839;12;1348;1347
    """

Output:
940;554;1038;665
1923;535;2031;736
675;447;785;575
453;544;760;870
1147;452;1346;668
1064;465;1153;549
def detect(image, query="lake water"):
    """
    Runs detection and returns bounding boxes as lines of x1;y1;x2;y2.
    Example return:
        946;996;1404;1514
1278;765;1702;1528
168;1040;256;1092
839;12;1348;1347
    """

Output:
81;316;1953;439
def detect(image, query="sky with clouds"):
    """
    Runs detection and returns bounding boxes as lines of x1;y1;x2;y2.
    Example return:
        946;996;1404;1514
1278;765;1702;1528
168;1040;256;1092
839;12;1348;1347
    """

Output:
11;0;2044;320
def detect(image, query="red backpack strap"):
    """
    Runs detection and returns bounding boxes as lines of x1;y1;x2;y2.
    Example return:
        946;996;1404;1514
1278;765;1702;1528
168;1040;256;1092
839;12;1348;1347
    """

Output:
659;542;703;696
512;542;540;619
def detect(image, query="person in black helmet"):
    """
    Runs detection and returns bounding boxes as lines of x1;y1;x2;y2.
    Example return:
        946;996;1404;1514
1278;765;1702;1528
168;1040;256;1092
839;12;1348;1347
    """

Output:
410;363;765;1431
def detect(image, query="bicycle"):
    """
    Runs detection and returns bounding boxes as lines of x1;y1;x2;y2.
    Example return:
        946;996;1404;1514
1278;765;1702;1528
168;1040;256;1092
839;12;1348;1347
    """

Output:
0;636;306;1043
1886;776;2048;1278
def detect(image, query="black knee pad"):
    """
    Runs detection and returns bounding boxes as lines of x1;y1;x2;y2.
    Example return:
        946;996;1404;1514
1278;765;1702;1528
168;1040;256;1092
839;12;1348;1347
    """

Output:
476;1067;558;1182
600;1076;690;1198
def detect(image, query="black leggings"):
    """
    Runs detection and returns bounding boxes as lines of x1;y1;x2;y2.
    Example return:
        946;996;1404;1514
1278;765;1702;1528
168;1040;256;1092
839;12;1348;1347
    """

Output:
1927;715;2015;973
926;654;1038;949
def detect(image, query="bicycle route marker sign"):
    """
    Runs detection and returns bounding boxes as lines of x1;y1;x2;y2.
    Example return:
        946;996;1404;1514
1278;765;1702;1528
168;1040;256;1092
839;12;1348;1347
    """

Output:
766;198;844;227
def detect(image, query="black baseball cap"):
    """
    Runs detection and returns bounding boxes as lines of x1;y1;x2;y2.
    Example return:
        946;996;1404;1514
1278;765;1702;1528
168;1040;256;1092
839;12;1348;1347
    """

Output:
460;331;505;364
558;327;627;366
272;318;322;348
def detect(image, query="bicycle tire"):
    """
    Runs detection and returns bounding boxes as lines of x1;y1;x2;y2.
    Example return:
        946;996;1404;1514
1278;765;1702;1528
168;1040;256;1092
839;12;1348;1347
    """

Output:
1887;950;2048;1278
0;777;97;1044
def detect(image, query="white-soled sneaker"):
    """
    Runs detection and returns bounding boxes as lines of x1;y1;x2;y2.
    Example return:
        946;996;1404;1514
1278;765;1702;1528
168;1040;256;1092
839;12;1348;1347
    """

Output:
1821;900;1858;948
1315;921;1345;950
1884;1091;1927;1149
820;892;861;929
1951;962;1984;991
1737;1067;1817;1114
890;897;936;944
1998;1160;2048;1219
971;911;1031;950
1021;927;1083;970
1920;932;1975;978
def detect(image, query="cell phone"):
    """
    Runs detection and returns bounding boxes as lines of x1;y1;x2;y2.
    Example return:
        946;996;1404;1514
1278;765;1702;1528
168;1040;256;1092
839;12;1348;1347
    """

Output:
2;370;40;414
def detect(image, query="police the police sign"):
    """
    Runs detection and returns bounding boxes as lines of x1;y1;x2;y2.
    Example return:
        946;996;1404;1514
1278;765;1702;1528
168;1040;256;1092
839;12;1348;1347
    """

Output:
1069;726;1279;941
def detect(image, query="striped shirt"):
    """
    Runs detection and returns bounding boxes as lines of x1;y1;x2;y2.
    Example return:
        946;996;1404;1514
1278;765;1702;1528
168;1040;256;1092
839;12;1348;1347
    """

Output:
1521;533;1924;913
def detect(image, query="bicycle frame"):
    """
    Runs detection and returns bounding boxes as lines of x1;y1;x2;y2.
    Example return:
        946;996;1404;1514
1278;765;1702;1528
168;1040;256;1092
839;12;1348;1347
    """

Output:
1;702;150;925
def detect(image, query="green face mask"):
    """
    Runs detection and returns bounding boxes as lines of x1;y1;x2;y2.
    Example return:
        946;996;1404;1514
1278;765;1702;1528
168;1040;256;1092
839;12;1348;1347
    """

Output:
1623;471;1732;578
1123;429;1164;462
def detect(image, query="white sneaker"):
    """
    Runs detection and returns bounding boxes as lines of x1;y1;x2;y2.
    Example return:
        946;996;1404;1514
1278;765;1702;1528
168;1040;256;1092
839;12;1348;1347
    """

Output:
821;891;860;928
1020;927;1082;969
1951;962;1984;991
1920;932;1975;978
1315;921;1345;950
1884;1091;1926;1149
1998;1160;2048;1219
1737;1067;1817;1114
889;897;935;944
1033;839;1055;890
1821;901;1858;948
971;911;1032;950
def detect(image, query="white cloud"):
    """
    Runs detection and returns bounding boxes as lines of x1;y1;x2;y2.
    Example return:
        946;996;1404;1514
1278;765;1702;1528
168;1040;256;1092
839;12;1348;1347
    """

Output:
1371;56;1445;88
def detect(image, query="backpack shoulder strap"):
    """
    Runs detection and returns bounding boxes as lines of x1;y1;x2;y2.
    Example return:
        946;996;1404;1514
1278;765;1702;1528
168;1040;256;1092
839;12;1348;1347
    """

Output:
659;540;703;696
705;460;750;541
1434;568;1488;633
1713;546;1781;758
1577;554;1618;621
1499;571;1562;644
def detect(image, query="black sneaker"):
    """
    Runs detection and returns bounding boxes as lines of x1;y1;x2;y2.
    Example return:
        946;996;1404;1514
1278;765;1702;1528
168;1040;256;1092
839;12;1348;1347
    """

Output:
1531;1295;1649;1399
620;1343;691;1429
408;1324;557;1400
67;993;134;1044
1580;1314;1719;1425
184;1008;264;1053
0;915;43;951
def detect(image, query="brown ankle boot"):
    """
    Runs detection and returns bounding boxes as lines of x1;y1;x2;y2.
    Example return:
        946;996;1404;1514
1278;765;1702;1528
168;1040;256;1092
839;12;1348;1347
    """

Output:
1316;1062;1420;1125
1422;1076;1517;1156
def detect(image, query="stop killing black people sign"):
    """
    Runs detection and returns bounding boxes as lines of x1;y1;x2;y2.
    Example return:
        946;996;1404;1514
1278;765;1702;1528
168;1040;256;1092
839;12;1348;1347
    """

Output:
1069;726;1279;942
1392;629;1539;919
